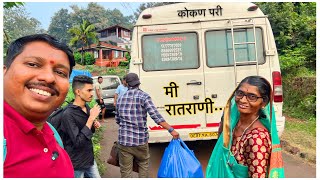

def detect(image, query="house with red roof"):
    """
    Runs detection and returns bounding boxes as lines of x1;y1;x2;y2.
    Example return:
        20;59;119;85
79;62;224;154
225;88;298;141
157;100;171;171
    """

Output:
80;41;129;67
97;25;132;49
79;25;132;67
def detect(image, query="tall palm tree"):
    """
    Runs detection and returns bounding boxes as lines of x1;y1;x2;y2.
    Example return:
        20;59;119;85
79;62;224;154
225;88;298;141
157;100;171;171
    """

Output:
68;19;97;65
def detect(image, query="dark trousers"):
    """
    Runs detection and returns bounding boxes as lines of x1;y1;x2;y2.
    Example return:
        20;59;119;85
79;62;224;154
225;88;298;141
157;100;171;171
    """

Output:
118;143;150;178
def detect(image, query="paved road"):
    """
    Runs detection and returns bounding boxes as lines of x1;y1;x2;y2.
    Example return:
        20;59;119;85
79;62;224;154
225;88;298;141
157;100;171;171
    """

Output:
100;117;316;178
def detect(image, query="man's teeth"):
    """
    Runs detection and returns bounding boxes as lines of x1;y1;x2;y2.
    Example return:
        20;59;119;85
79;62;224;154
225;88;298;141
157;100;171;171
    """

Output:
30;88;51;96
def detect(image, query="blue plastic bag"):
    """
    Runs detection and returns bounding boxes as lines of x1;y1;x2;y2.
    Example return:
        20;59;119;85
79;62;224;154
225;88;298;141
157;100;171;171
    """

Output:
157;138;204;178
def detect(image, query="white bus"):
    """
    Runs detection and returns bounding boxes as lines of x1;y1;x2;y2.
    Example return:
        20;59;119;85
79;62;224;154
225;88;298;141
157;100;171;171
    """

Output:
129;2;285;143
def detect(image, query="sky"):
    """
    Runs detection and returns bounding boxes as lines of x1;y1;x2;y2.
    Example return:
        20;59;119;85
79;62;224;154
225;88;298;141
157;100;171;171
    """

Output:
23;2;143;30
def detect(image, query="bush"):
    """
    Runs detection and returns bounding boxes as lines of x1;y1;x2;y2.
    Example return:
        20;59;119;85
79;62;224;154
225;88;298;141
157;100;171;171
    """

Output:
84;52;95;65
125;52;131;62
74;52;82;65
92;126;106;175
106;68;116;75
119;61;129;67
283;76;316;120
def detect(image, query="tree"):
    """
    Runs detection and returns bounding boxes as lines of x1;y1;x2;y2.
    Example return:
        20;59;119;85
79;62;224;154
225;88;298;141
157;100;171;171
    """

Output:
69;3;133;30
3;2;24;9
69;3;109;31
47;3;135;44
105;8;134;29
48;9;73;44
255;2;316;74
3;2;25;44
4;5;45;54
68;19;98;65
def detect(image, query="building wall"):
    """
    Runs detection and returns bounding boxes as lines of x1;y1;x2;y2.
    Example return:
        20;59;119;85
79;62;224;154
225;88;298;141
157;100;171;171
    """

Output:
99;28;130;38
121;29;131;40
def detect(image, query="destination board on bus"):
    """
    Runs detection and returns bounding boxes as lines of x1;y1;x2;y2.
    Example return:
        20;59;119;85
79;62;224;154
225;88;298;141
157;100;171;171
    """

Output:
142;32;199;71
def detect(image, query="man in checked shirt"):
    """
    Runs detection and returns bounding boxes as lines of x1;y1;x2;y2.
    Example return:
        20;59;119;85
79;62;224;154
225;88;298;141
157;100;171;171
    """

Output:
115;73;179;178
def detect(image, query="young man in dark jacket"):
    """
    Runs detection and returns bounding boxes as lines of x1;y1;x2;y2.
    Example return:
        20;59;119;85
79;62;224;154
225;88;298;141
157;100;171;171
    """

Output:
61;75;101;178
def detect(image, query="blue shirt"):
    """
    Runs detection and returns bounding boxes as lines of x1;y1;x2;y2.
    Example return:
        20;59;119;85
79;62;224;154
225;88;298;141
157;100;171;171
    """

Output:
115;87;165;146
115;84;128;99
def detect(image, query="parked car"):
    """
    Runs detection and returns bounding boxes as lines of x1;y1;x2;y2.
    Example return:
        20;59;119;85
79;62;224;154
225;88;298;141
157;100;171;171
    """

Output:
92;75;121;114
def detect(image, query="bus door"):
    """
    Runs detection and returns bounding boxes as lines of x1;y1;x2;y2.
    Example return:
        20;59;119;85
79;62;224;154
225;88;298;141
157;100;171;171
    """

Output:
137;23;207;133
201;19;268;129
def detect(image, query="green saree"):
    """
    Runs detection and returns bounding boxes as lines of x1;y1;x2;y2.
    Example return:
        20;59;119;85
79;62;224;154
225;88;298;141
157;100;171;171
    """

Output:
206;97;285;178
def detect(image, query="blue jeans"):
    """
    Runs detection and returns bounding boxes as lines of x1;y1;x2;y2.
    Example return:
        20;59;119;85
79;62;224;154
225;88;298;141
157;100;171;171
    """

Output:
74;160;101;178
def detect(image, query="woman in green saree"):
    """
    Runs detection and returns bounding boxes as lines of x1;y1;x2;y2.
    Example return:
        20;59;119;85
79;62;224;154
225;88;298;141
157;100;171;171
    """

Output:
206;76;285;178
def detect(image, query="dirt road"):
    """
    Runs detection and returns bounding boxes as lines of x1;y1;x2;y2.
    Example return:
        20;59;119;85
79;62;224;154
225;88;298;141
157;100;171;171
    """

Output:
100;117;316;178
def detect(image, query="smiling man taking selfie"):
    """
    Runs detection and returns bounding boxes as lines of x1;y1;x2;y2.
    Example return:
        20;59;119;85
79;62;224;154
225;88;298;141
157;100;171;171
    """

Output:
3;34;75;178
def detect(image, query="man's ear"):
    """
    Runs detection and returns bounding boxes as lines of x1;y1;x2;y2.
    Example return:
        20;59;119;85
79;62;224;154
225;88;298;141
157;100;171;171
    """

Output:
75;89;81;96
4;65;7;74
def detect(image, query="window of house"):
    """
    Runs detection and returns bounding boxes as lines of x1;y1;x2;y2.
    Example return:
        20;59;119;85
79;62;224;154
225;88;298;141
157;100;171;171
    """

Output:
205;28;265;67
115;51;119;58
94;50;98;58
100;31;107;38
109;29;116;37
142;32;199;71
124;31;129;37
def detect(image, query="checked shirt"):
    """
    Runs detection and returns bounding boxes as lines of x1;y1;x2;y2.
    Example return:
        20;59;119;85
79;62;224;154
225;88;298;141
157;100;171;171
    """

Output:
115;87;165;146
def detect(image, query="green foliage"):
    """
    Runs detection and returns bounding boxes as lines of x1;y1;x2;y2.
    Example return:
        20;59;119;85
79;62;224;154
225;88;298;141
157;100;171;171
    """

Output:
84;52;95;65
117;52;131;69
3;2;24;9
285;119;316;137
105;8;134;29
73;52;82;64
105;67;128;80
70;3;109;31
92;127;105;175
68;19;97;49
119;61;129;67
61;86;75;107
256;2;316;72
282;76;316;121
106;68;116;75
68;19;97;65
254;2;316;125
80;65;128;78
47;9;73;44
3;6;45;54
279;48;306;76
48;2;134;44
125;52;131;62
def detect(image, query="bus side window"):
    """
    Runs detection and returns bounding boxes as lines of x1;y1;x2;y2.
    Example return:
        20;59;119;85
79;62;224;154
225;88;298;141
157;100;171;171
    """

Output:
206;28;265;67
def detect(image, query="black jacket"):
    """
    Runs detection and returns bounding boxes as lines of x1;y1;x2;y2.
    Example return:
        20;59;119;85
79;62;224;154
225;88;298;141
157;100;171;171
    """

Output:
61;103;95;170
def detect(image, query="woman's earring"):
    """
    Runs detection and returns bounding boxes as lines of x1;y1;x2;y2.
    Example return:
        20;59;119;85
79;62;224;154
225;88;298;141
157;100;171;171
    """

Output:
261;106;265;110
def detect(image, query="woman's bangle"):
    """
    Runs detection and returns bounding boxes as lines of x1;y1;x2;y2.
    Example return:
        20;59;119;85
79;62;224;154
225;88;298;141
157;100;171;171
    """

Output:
168;127;174;133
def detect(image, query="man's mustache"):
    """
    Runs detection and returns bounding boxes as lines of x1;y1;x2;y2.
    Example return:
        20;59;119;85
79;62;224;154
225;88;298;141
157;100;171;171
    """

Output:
26;82;60;96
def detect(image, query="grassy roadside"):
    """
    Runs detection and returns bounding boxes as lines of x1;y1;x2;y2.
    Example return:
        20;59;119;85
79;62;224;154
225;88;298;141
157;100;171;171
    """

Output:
92;126;106;176
280;115;316;164
280;75;316;164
